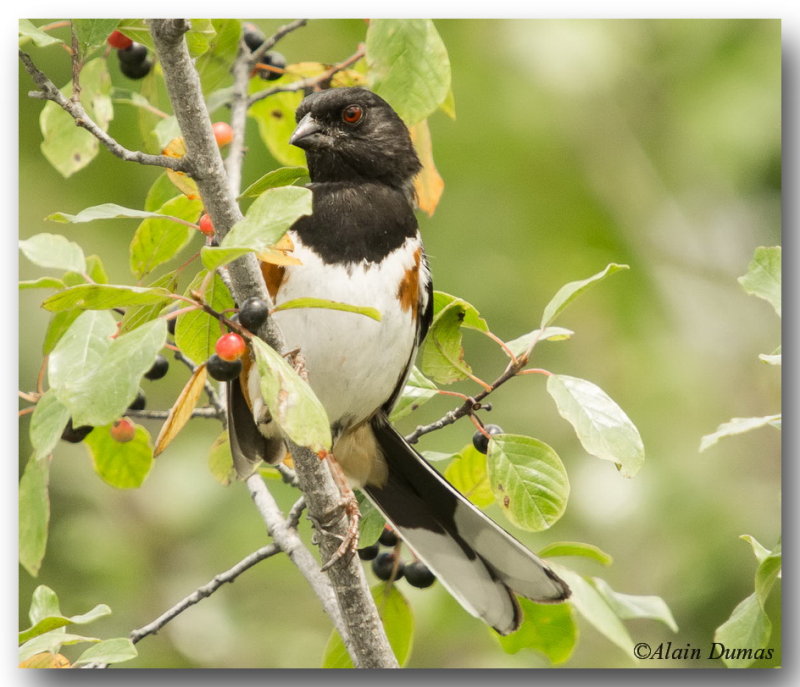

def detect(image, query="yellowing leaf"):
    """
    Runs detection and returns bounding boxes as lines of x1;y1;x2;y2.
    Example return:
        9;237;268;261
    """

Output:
162;137;200;199
410;119;444;217
154;362;209;457
20;652;71;669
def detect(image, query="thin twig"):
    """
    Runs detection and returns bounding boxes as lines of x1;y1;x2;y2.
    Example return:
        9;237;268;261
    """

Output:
129;543;282;645
19;50;189;172
248;44;366;106
247;19;308;66
125;407;221;421
405;355;544;444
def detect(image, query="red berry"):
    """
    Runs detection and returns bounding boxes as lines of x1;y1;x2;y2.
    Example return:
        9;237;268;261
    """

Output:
107;30;133;50
212;122;234;147
215;333;247;362
110;418;136;443
198;213;215;237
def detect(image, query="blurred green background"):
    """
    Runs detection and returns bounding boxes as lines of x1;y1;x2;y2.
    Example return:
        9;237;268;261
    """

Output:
18;19;781;668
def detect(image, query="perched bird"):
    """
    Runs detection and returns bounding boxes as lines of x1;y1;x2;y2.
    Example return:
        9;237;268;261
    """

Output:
228;86;570;634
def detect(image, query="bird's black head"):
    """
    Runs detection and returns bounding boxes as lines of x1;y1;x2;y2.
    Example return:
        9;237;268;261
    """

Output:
290;87;421;190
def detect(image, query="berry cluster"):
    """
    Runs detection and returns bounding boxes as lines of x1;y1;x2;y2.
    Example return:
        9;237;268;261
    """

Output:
243;23;286;81
205;297;270;382
472;424;503;454
358;526;437;589
107;30;152;80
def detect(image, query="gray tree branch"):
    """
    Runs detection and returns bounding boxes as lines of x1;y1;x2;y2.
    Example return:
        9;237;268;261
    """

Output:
18;49;188;172
147;18;398;669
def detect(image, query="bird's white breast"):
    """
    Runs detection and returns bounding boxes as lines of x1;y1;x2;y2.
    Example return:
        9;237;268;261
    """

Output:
271;232;427;430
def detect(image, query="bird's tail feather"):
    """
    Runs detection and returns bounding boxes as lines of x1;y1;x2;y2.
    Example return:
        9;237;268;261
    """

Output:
364;417;570;635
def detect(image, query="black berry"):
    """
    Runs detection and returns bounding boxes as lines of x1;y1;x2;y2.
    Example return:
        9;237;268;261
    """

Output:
357;544;380;561
118;42;148;64
144;355;169;381
472;424;504;454
119;57;153;80
243;23;265;52
167;317;177;336
372;552;404;582
378;526;399;547
207;354;242;382
404;561;436;589
238;297;270;332
258;51;286;81
128;389;146;411
61;419;93;444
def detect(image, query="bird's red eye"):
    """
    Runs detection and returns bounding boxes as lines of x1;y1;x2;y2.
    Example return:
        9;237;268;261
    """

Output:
342;104;363;124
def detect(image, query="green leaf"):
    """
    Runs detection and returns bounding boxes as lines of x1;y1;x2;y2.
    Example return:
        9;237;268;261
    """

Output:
366;19;451;126
85;423;154;489
72;19;119;57
185;18;217;58
486;434;569;532
322;584;414;668
40;58;112;177
47;202;174;224
251;338;332;453
174;271;234;364
201;186;312;270
74;637;138;666
759;352;781;366
505;326;574;358
740;534;771;565
19;631;100;663
444;444;495;508
240;166;309;198
419;293;487;385
495;598;577;665
145;173;181;212
85;254;109;284
48;310;117;390
19;601;112;644
19;19;64;47
738;246;781;317
119;272;178;334
555;567;634;656
29;391;70;461
540;263;629;329
699;414;782;452
356;493;386;548
752;539;781;606
43;309;83;355
208;431;237;486
130;195;202;279
537;541;614;567
546;374;644;478
42;284;173;312
52;317;168;427
19;458;50;577
19;277;65;290
388;366;438;421
113;19;153;50
273;297;381;322
19;233;87;274
713;594;771;668
249;88;307;167
431;291;488;331
590;577;679;632
194;19;242;93
29;585;61;625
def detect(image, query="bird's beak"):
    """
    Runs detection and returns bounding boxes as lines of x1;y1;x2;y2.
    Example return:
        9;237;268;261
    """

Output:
290;113;323;149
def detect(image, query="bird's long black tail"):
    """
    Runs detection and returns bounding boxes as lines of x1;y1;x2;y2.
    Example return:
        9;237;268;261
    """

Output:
364;417;570;635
